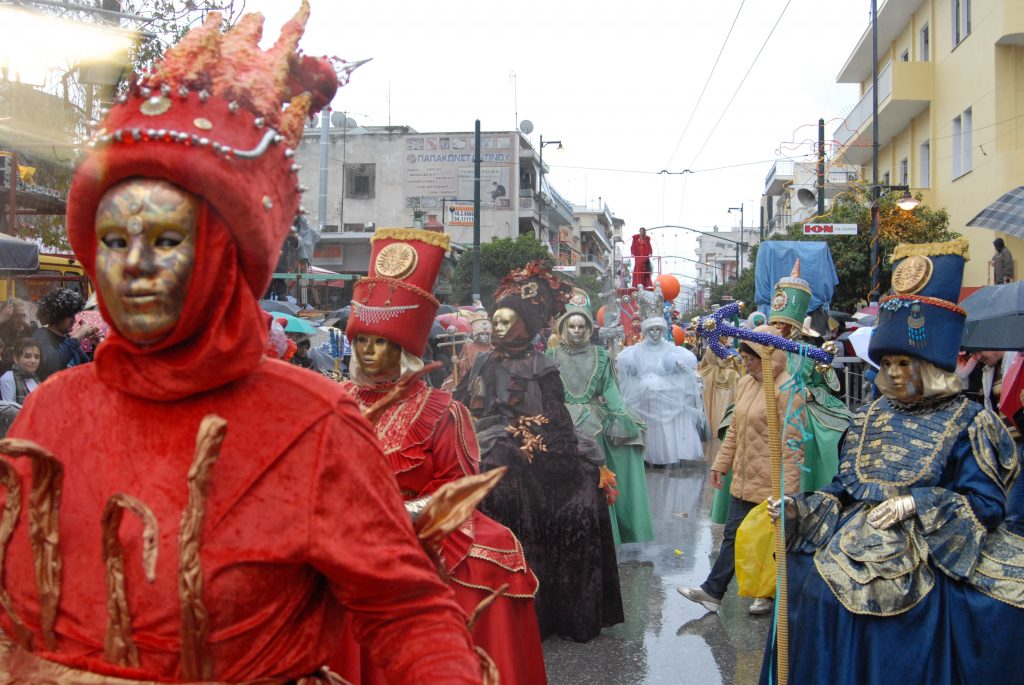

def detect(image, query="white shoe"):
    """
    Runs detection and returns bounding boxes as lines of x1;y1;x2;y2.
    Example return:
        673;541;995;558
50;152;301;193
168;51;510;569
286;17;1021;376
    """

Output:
748;597;774;615
677;585;721;613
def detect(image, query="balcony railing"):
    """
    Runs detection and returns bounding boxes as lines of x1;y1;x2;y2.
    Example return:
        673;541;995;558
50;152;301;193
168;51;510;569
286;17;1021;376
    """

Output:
836;60;893;148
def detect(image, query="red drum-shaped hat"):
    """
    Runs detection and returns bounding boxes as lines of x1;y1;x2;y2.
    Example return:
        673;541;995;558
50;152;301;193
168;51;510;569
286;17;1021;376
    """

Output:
347;228;450;356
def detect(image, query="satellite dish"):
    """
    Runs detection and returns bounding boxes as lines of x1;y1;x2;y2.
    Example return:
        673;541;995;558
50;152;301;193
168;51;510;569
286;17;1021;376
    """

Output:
519;119;534;135
306;113;320;129
346;116;358;128
330;111;346;127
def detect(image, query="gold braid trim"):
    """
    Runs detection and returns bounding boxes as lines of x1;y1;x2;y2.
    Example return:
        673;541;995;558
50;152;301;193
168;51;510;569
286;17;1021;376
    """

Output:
354;277;440;307
102;494;159;668
370;228;451;252
0;643;309;685
178;416;228;681
0;438;63;651
891;237;971;263
0;460;30;648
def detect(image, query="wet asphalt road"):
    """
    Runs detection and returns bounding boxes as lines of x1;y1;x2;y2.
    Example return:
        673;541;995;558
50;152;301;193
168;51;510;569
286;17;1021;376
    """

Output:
542;458;770;685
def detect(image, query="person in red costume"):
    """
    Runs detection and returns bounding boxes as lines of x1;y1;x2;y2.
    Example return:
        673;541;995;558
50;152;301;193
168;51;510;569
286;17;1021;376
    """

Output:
337;228;547;685
631;227;653;289
0;5;483;684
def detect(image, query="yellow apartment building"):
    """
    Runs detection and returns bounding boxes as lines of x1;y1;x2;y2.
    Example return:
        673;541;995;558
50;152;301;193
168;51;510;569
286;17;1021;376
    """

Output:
833;0;1024;288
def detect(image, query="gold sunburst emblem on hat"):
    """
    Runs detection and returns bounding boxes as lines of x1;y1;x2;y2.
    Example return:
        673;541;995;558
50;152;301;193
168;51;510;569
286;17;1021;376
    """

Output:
771;289;788;311
891;255;933;295
375;243;418;279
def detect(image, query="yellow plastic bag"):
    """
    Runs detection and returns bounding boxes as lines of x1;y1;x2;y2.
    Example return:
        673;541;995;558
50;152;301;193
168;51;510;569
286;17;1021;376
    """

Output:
735;500;777;598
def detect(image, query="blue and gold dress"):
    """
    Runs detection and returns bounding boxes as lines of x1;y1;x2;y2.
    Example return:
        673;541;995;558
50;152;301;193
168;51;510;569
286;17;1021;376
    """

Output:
761;393;1022;684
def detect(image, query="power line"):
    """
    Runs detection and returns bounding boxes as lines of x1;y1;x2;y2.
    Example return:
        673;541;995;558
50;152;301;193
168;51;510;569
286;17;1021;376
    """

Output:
663;0;747;170
687;0;794;169
556;153;816;177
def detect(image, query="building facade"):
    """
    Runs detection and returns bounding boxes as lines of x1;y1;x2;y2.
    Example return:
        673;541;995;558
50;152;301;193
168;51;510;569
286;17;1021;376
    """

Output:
832;0;1024;287
694;227;757;286
573;203;616;283
293;118;576;276
761;160;859;237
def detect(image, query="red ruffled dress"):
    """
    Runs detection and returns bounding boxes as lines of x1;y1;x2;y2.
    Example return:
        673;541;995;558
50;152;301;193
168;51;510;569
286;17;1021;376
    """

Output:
337;380;547;685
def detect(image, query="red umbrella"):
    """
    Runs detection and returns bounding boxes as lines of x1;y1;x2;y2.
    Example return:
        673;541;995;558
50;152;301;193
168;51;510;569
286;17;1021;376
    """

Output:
436;313;472;334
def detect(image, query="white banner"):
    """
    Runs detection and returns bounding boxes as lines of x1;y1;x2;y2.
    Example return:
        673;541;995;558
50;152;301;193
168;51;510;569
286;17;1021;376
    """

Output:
803;223;858;235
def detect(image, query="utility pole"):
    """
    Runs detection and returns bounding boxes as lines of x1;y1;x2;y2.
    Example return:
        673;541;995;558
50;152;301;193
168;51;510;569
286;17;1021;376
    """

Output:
728;204;744;278
817;118;825;216
318;107;329;228
472;120;481;306
869;0;881;305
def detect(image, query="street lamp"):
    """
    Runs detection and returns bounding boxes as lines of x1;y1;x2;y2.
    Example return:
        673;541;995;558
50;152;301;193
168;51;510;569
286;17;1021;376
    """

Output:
728;204;745;276
537;135;563;244
896;189;920;211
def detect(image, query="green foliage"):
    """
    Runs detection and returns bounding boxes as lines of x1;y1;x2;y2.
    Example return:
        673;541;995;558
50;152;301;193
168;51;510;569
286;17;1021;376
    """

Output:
452;234;552;308
122;2;241;75
766;181;956;311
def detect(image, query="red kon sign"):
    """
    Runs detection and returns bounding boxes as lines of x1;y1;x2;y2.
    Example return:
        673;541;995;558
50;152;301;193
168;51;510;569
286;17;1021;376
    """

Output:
802;223;858;235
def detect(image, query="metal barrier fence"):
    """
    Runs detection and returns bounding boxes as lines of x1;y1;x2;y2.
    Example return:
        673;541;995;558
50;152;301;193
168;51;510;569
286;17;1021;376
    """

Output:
832;356;873;411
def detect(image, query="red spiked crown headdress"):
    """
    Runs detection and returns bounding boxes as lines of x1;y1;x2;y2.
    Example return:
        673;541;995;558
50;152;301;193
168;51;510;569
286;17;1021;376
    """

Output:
67;0;359;297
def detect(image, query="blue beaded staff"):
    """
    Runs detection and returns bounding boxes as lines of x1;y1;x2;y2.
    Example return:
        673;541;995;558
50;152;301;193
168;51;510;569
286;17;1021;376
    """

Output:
692;302;836;685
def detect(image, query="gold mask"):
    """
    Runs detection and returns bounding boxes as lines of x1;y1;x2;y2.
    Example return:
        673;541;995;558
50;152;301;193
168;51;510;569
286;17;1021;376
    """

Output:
95;179;198;346
879;355;924;404
492;307;519;340
353;334;402;381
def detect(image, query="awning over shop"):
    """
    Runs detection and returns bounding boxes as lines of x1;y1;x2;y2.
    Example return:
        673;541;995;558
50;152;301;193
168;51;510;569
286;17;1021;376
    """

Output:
0;233;39;271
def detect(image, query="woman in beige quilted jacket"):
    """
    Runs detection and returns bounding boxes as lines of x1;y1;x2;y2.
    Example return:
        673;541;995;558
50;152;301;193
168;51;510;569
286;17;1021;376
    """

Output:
679;325;804;616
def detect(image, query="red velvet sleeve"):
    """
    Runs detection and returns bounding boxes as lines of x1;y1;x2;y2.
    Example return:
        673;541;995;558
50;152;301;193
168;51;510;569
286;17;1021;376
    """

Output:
307;403;481;684
419;400;479;495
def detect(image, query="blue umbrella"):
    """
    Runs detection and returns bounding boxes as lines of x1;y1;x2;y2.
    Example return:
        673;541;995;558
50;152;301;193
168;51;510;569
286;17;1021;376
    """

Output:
269;312;319;336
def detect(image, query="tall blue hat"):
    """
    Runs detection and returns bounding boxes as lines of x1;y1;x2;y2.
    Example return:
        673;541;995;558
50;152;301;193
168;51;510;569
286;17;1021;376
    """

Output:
868;238;970;372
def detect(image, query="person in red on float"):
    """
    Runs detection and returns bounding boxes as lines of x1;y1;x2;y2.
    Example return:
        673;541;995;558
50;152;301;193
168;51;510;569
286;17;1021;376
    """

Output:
631;227;654;289
0;4;485;684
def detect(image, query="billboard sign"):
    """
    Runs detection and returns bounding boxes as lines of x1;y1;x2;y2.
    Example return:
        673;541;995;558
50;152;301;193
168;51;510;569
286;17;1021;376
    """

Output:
447;203;474;226
803;223;858;235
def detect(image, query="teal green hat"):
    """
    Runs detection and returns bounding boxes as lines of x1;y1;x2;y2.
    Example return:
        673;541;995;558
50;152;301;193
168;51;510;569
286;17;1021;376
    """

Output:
769;259;812;330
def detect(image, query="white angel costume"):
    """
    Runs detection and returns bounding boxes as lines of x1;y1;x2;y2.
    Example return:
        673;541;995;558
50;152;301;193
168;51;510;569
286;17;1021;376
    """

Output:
618;317;708;464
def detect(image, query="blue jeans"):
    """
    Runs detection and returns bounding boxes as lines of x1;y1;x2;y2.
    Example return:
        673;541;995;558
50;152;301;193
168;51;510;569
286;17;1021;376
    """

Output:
701;495;757;600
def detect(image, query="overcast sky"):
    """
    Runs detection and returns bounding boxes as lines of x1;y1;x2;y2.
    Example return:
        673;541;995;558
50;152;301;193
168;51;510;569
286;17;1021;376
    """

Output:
244;0;871;283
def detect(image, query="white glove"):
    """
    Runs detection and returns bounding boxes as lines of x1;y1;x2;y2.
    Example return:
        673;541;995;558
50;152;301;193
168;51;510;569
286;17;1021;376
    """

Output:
866;495;916;530
767;495;796;522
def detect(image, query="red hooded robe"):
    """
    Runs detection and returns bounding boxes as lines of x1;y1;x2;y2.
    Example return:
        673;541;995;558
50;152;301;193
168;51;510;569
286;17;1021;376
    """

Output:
0;9;481;683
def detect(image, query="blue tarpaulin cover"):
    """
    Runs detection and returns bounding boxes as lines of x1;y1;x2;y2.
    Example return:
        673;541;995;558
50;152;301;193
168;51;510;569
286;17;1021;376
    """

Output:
754;241;838;316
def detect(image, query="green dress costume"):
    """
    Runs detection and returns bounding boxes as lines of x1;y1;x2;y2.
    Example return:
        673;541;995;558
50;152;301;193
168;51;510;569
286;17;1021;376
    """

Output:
791;357;851;491
549;310;654;544
769;258;852;491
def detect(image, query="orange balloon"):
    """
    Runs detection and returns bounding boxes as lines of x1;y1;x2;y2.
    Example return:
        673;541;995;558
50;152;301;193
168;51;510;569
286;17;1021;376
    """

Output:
656;274;681;301
596;306;606;326
672;324;686;345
